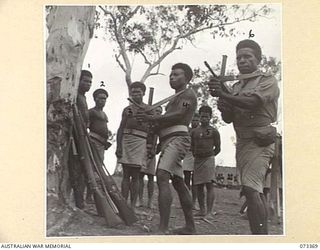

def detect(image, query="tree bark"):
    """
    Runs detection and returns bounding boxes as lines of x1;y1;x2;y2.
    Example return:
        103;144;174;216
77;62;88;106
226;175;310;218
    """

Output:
46;6;95;235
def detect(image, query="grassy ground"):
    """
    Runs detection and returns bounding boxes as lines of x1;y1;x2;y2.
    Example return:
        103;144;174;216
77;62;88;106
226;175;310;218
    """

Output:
52;176;283;237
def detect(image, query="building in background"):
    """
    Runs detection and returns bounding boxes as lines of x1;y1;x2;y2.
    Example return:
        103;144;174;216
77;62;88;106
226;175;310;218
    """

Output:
215;165;239;189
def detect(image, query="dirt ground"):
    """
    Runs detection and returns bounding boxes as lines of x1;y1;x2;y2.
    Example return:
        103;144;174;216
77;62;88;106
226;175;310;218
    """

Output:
53;176;283;237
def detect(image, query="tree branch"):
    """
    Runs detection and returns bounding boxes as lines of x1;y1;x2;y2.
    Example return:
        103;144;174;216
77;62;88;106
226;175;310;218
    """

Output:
100;5;132;85
149;72;165;77
143;7;265;84
101;5;271;87
178;12;260;40
140;38;180;82
137;48;152;66
115;54;126;73
128;6;142;18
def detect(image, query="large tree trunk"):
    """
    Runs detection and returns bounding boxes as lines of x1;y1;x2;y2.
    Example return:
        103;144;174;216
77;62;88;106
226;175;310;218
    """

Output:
46;6;95;236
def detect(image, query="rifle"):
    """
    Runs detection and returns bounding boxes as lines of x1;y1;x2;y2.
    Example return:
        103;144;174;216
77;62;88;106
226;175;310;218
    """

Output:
204;56;263;88
77;108;138;226
127;88;186;112
84;136;119;214
87;138;138;225
72;105;122;227
204;55;232;94
146;87;158;159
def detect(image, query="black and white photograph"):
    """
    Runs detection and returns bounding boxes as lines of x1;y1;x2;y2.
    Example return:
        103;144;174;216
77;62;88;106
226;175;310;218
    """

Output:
46;4;283;237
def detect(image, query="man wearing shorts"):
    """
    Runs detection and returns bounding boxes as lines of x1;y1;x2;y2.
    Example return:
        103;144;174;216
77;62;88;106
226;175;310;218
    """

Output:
208;39;279;234
138;63;197;234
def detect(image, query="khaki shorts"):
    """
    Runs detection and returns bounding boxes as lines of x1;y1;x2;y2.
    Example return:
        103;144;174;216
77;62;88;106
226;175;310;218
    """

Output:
157;136;190;178
182;151;195;172
141;156;157;176
236;138;275;193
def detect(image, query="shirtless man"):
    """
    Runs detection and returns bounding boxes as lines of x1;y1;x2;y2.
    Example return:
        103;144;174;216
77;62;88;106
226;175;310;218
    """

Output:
137;63;197;234
116;82;149;210
69;70;92;209
89;88;111;158
86;88;111;203
191;105;221;218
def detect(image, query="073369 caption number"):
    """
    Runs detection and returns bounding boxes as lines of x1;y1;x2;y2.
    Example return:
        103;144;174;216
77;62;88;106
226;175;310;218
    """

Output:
299;244;318;248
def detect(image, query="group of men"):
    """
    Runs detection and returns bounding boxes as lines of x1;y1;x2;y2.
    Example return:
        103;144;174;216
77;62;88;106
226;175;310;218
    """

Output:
68;39;280;235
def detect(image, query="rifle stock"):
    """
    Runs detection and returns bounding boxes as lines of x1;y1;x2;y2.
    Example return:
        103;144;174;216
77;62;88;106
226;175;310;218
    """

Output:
88;138;138;226
77;108;138;226
72;105;122;227
85;136;119;215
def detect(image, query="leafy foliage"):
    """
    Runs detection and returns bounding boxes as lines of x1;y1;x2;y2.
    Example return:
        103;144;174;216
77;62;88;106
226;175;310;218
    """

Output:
260;55;282;81
96;5;272;87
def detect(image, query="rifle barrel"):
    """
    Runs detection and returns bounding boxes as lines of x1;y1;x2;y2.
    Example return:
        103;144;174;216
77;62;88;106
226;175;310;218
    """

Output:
129;90;185;112
148;87;154;105
220;55;227;79
204;61;218;78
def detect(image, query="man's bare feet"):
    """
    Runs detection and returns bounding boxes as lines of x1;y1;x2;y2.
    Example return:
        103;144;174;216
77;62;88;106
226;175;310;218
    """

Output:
204;211;217;219
136;200;144;207
194;211;206;217
154;228;170;235
85;197;95;204
171;226;196;235
192;203;200;211
147;200;153;209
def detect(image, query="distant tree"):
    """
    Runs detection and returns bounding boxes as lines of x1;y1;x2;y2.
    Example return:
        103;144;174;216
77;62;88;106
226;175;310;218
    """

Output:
96;4;273;91
260;55;282;81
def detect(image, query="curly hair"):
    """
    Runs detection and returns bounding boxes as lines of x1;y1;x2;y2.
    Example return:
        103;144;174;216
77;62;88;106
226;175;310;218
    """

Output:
236;39;262;62
199;105;212;116
172;63;193;82
130;81;146;93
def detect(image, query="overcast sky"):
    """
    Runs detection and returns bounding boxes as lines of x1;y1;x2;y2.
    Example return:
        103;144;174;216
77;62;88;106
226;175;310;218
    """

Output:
82;4;282;173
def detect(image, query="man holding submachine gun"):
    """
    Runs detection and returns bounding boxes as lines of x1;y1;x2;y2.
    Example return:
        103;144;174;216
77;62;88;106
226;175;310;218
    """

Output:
131;63;197;235
206;39;280;234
